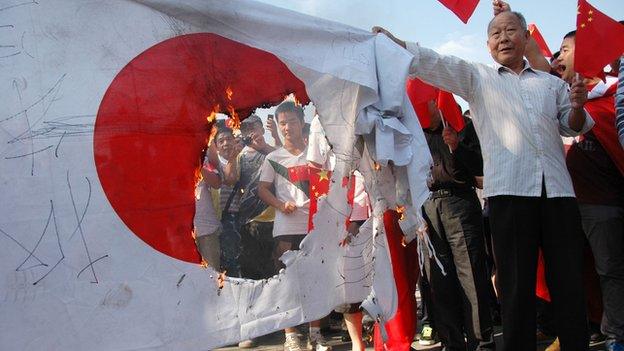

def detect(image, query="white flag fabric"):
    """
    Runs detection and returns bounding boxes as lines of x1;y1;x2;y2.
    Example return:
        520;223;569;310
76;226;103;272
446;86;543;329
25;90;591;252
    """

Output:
0;0;431;349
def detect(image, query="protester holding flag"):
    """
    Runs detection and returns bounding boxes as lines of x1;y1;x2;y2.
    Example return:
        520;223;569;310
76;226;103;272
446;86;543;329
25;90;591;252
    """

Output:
421;100;494;351
374;6;593;350
556;30;624;351
258;101;331;351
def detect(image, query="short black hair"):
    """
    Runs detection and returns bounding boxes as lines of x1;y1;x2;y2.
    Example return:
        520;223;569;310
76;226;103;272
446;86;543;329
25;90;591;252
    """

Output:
564;30;576;40
275;101;304;122
215;121;233;138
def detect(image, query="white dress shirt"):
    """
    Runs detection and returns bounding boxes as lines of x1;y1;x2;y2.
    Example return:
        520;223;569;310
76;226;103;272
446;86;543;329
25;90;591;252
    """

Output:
406;43;594;198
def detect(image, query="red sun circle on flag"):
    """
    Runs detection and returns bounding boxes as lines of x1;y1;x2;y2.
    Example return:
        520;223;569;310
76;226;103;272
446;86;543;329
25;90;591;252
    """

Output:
94;33;309;263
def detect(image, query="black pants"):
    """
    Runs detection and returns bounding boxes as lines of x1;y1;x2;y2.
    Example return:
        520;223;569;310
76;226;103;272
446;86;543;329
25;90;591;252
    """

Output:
418;268;436;329
489;193;588;351
579;204;624;343
423;189;495;351
239;221;274;280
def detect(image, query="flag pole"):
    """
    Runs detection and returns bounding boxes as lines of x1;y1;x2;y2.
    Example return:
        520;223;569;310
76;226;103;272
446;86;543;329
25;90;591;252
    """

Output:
439;111;453;154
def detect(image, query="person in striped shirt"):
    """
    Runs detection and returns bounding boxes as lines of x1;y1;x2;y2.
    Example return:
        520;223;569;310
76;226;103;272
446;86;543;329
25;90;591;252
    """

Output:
373;8;593;350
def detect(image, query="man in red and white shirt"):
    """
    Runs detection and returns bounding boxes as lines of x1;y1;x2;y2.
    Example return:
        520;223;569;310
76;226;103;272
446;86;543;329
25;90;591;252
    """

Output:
557;31;624;350
258;101;330;351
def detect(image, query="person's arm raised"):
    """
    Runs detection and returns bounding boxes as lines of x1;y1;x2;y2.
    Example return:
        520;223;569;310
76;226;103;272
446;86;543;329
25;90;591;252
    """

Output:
372;26;478;102
493;0;550;72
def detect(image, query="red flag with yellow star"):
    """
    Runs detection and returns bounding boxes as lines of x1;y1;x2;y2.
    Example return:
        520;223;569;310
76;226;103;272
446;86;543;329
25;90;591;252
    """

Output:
308;167;331;231
575;0;624;79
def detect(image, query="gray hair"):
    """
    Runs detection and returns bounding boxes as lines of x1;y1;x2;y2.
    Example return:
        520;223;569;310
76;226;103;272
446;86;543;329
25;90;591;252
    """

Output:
487;11;527;34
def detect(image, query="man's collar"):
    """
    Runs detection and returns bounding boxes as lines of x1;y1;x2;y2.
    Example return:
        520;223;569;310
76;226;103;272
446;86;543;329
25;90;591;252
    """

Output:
494;59;536;75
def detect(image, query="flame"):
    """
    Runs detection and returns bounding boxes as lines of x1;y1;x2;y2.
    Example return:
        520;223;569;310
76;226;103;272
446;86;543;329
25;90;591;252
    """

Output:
194;164;203;193
207;104;219;123
396;205;406;221
283;93;301;106
373;162;381;171
225;86;233;101
226;105;241;131
205;104;220;146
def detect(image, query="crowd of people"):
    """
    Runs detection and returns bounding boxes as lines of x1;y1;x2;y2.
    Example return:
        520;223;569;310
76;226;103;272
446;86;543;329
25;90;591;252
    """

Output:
192;1;624;350
194;101;372;351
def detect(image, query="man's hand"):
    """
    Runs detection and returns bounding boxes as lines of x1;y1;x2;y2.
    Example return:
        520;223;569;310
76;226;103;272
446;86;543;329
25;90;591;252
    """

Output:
474;176;484;189
340;221;361;246
493;0;511;16
371;26;406;49
266;117;280;145
570;75;588;110
280;201;297;214
442;127;460;151
223;147;239;162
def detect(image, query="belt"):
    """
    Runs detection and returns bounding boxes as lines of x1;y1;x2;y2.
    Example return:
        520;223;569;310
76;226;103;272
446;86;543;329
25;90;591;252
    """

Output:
429;187;473;199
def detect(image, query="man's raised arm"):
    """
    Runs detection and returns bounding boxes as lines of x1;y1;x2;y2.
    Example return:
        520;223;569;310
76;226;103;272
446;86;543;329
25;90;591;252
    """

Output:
372;26;478;102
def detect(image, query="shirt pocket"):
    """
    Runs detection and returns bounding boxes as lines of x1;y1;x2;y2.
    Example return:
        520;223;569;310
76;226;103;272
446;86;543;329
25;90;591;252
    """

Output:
537;85;559;122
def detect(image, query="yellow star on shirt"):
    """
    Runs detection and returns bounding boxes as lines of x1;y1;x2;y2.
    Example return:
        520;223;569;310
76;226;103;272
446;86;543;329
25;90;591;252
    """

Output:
318;170;329;181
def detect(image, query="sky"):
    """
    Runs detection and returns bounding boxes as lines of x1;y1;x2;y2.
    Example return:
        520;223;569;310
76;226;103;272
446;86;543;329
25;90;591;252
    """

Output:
255;0;624;66
236;0;624;142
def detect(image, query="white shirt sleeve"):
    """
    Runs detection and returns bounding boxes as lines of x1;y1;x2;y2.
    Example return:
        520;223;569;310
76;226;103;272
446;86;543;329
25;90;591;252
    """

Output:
259;155;275;183
555;79;595;137
406;42;479;102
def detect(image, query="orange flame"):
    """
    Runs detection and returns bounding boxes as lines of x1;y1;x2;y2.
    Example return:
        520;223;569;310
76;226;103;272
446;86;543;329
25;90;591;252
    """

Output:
374;162;381;171
206;104;220;146
226;105;241;131
401;236;408;247
396;205;406;221
225;86;233;101
283;93;301;106
207;104;220;122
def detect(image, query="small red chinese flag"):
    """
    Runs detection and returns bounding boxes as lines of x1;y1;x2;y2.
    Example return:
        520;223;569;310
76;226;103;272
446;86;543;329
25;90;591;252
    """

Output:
308;168;331;231
575;0;624;79
528;23;553;58
437;90;465;132
406;78;439;129
437;0;480;24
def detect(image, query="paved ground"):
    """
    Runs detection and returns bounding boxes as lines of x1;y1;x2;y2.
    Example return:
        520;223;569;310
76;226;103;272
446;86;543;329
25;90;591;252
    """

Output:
216;290;606;350
216;324;606;350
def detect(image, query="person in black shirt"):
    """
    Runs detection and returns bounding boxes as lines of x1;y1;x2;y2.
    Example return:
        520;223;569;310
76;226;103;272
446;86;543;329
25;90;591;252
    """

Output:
421;102;495;351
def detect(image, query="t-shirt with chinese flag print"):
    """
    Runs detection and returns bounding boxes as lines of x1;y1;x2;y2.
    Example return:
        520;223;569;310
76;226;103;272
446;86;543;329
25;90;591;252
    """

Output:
260;147;310;237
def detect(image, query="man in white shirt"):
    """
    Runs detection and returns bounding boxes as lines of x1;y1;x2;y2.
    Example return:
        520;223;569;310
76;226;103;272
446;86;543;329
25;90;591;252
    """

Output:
258;101;331;351
374;9;592;350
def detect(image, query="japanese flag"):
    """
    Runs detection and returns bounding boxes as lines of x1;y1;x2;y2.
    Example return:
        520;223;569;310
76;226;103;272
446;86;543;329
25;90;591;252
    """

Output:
0;0;431;349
